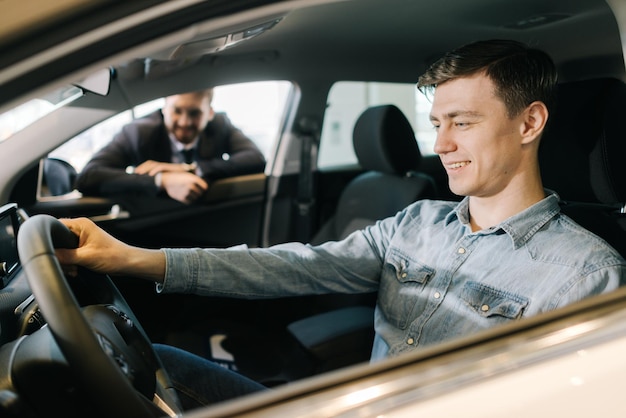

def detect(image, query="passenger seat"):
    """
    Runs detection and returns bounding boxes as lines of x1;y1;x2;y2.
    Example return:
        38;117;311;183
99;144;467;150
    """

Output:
310;104;437;244
288;104;438;373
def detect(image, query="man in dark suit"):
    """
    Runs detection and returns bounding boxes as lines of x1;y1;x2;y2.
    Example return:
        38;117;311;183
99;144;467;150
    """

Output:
76;89;266;204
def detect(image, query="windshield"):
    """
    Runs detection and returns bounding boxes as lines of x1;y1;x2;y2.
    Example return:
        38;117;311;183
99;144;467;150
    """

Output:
0;85;82;142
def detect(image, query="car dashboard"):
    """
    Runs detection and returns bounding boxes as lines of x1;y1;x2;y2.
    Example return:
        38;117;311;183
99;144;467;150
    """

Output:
0;203;37;346
0;202;178;418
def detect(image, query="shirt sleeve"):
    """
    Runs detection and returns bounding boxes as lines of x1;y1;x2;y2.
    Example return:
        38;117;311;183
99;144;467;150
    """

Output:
158;231;390;298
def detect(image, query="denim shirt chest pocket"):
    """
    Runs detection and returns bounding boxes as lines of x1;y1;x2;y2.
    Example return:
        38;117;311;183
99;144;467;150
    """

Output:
378;250;435;329
460;281;529;321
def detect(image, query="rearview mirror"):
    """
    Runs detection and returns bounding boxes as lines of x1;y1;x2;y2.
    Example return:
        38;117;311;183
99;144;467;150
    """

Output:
73;68;112;96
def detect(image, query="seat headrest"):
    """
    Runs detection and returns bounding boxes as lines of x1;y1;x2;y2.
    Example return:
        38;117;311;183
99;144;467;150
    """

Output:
352;104;422;175
539;78;626;204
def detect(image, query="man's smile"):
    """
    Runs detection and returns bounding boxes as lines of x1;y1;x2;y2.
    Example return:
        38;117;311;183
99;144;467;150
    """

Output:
443;160;471;170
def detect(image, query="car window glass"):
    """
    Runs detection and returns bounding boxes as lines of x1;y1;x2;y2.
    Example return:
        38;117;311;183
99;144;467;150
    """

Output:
318;81;435;169
0;85;83;143
42;80;292;197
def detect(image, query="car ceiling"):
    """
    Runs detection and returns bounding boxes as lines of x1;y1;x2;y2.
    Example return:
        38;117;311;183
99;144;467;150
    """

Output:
111;0;626;107
1;0;624;111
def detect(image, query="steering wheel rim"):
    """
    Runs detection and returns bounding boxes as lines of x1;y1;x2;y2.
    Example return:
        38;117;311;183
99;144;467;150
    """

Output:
17;214;181;417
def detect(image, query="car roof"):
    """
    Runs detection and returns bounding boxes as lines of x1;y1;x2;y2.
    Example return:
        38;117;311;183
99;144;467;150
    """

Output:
1;0;624;113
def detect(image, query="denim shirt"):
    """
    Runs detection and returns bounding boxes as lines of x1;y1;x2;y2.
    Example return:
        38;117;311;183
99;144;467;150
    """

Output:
160;193;626;361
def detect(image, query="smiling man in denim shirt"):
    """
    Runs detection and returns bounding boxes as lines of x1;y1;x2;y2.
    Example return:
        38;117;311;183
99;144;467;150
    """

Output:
57;39;626;409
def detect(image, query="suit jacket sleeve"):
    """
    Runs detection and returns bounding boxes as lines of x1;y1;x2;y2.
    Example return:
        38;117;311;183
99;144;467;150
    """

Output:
196;113;266;180
75;111;170;196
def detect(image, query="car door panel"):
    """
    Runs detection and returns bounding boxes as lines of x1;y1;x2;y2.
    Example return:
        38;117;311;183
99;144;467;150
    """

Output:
20;168;268;249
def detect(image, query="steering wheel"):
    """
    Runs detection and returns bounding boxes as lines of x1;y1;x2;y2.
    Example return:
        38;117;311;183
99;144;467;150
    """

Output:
16;214;182;417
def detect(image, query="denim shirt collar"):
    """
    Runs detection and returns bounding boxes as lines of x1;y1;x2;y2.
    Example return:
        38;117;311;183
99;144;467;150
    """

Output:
445;190;562;249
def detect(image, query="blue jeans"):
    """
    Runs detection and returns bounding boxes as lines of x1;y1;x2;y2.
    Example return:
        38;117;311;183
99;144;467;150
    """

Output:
153;343;268;410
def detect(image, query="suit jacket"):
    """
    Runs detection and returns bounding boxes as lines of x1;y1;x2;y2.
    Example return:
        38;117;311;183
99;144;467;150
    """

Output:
76;110;266;197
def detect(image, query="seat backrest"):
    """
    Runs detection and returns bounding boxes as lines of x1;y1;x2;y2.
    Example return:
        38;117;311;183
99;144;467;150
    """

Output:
539;77;626;257
311;104;437;244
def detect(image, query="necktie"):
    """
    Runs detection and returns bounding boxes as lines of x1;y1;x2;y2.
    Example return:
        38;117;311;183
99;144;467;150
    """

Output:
181;149;195;164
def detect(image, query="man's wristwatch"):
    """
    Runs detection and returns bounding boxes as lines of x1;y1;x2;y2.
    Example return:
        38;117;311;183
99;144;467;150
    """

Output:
154;172;163;189
182;162;198;173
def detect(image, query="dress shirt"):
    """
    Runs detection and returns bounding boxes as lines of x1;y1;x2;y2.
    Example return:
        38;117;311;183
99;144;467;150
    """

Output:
159;192;626;361
168;134;200;173
168;133;198;164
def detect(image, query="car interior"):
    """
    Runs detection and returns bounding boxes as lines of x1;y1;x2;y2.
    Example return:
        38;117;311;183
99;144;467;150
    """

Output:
1;0;626;416
539;77;626;258
287;103;439;373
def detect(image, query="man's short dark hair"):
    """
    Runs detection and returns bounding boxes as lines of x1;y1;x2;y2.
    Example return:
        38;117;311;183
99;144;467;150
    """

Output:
167;88;214;105
417;39;557;118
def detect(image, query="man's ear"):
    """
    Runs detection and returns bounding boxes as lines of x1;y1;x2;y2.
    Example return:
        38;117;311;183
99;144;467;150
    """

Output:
206;106;216;122
520;101;549;145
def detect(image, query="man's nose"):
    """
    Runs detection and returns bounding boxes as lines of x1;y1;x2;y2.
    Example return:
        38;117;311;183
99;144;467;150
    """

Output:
179;112;194;126
433;126;454;155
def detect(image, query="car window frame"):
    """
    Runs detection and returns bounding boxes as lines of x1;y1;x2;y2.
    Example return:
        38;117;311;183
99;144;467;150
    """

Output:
38;80;294;199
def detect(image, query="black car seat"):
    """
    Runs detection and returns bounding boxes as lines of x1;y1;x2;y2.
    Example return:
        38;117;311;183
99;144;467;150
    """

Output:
310;104;437;244
288;104;438;373
539;77;626;261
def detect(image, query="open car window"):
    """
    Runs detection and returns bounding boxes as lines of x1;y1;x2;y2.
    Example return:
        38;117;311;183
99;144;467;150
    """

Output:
0;85;83;143
40;80;292;197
